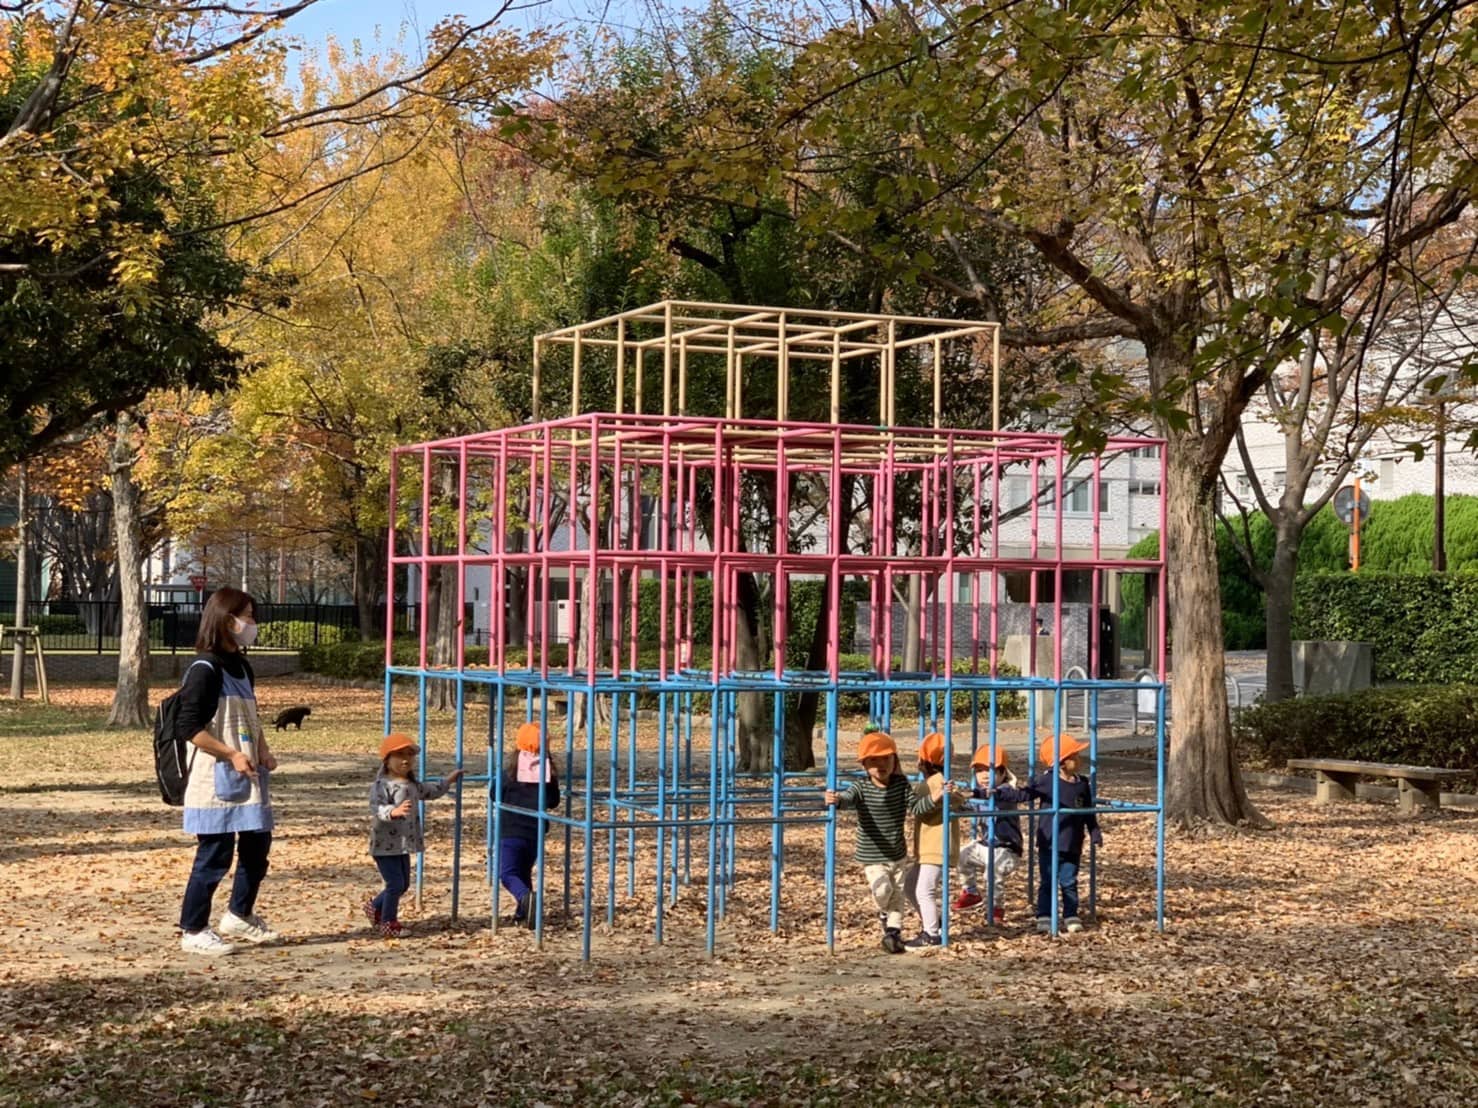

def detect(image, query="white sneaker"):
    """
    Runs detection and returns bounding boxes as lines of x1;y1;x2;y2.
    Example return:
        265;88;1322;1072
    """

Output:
1065;916;1084;933
219;910;281;944
180;928;237;956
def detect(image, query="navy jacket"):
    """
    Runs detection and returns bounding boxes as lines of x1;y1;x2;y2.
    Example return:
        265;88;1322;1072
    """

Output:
969;785;1024;855
996;772;1100;860
494;770;561;841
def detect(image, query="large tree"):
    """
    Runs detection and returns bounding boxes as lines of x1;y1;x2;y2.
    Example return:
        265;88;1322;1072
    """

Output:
536;14;1055;767
2;0;553;468
542;0;1478;825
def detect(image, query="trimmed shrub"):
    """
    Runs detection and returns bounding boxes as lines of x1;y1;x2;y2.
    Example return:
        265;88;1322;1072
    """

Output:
256;621;347;649
34;614;86;635
1293;572;1478;683
1234;684;1478;778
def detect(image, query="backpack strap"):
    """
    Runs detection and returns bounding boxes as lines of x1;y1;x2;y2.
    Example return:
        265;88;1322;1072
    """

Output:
180;657;216;685
180;658;218;779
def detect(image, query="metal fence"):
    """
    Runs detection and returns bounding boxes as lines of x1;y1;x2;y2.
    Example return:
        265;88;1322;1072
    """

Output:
0;600;415;653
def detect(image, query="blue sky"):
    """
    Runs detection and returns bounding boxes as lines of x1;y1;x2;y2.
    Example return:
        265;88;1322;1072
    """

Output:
272;0;653;53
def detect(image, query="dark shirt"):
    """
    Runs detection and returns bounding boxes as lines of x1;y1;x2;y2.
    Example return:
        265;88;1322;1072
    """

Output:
494;769;561;840
996;772;1099;859
175;651;254;741
969;785;1024;855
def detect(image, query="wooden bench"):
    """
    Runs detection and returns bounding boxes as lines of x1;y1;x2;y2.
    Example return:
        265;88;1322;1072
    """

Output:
1286;758;1469;813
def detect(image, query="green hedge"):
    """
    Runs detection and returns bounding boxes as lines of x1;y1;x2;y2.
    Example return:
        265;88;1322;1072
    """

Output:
34;614;86;635
1293;572;1478;683
256;620;348;649
1234;684;1478;776
1117;496;1478;654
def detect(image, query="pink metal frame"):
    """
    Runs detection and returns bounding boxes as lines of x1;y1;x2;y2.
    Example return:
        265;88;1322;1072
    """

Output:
385;414;1168;687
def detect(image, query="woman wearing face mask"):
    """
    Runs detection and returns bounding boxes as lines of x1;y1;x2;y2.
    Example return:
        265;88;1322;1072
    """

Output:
174;586;281;956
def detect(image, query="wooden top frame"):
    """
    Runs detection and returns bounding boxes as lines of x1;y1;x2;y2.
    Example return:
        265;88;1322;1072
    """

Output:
532;300;1004;430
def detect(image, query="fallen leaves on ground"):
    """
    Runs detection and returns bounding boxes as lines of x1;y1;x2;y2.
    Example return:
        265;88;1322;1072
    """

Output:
1;677;1475;1105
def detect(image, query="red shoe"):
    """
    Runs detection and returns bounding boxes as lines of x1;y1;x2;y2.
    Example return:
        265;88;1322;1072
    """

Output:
952;891;984;912
378;920;404;938
363;898;380;926
992;907;1005;924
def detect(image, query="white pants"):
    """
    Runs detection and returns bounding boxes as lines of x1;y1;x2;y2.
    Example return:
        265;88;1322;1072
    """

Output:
862;859;907;931
904;862;942;937
958;842;1020;908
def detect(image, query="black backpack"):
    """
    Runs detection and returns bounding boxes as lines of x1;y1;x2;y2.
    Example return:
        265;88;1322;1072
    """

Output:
153;659;215;806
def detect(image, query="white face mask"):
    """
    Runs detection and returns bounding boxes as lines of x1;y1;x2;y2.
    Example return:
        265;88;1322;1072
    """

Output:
232;616;258;648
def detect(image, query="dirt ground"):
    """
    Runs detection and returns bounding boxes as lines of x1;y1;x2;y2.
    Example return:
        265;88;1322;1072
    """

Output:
1;677;1476;1106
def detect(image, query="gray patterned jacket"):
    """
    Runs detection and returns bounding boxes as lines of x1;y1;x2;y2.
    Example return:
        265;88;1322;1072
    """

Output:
369;772;453;856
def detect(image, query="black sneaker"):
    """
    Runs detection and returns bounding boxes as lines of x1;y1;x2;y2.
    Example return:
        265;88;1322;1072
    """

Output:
881;927;905;954
515;892;534;928
904;932;941;950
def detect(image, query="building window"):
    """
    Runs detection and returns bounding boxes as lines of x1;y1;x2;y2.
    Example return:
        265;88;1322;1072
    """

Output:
1036;478;1109;514
1380;458;1395;487
1131;445;1160;459
1272;470;1286;488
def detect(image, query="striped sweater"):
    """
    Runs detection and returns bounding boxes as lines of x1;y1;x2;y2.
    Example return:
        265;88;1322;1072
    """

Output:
834;773;935;863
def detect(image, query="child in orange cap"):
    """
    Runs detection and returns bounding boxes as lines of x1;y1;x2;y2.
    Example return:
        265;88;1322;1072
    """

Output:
992;733;1102;933
493;721;561;929
366;734;464;937
822;724;923;954
902;731;961;949
954;744;1022;923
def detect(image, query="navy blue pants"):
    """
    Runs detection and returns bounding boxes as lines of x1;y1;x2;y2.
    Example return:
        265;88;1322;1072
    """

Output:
180;830;272;932
372;854;411;923
498;836;538;916
1035;849;1080;921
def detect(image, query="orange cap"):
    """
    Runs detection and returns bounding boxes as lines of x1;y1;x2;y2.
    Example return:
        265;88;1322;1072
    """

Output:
919;731;950;765
970;744;1008;770
1037;733;1090;767
379;733;417;761
857;729;897;762
515;721;543;754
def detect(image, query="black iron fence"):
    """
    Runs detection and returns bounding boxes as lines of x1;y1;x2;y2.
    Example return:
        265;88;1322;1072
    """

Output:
0;601;416;653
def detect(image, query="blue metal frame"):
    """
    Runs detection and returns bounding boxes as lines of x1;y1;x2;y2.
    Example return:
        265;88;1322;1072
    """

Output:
385;664;1168;958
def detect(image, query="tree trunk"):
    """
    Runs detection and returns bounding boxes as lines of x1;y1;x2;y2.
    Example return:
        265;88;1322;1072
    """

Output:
9;461;28;698
428;563;458;708
428;463;459;708
505;528;527;648
783;579;829;771
107;412;152;728
570;562;612;733
1160;415;1264;828
353;535;382;639
734;570;771;771
901;573;923;672
1261;533;1299;704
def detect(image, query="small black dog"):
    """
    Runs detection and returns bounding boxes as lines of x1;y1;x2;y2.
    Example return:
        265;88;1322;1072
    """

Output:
273;705;312;731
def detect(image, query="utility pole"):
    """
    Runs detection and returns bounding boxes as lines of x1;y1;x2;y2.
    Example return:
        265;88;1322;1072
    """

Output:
9;461;28;698
1434;399;1447;572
